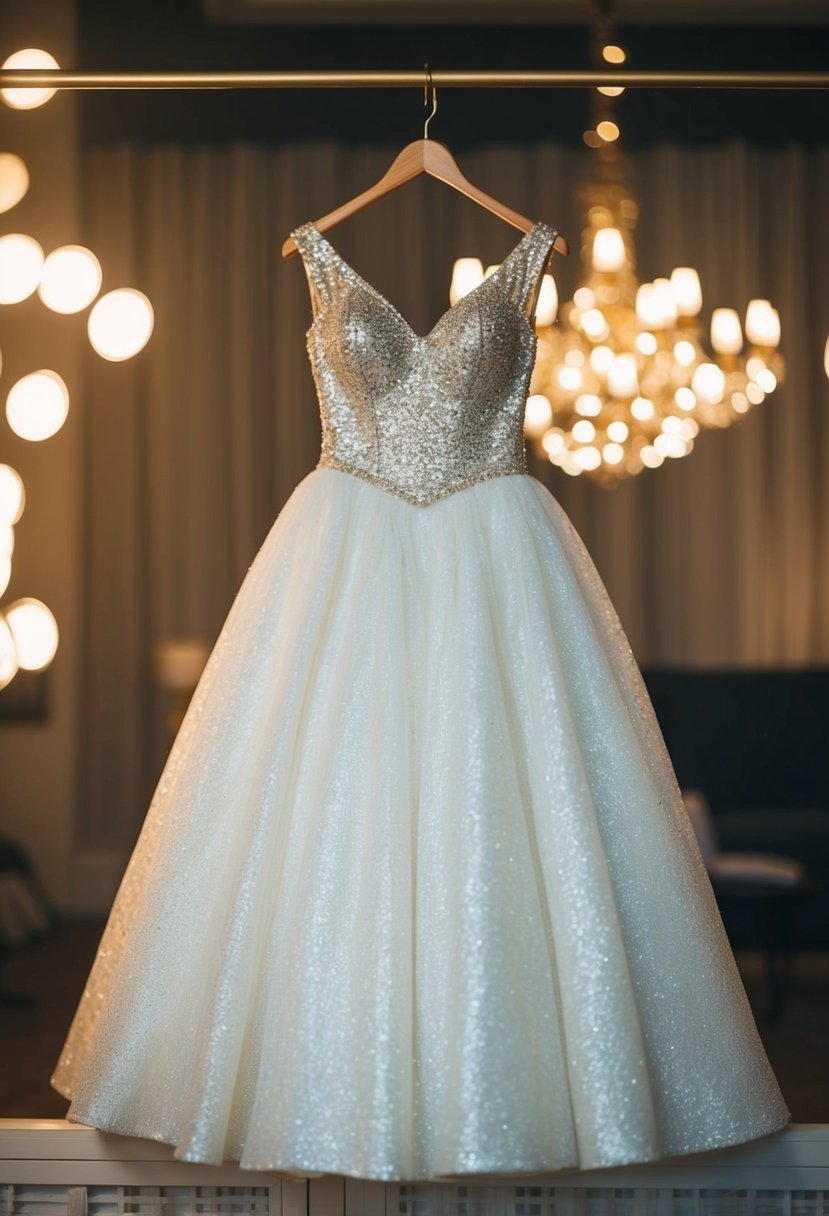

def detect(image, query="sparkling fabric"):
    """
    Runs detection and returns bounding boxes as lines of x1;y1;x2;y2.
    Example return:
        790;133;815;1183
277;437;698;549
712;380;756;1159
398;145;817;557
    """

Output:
52;219;789;1180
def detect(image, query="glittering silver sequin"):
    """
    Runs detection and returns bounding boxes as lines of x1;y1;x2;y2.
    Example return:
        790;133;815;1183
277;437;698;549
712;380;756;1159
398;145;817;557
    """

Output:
292;221;557;506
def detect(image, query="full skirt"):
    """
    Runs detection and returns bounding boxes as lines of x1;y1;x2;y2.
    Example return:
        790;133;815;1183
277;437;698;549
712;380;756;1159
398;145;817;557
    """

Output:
52;467;790;1179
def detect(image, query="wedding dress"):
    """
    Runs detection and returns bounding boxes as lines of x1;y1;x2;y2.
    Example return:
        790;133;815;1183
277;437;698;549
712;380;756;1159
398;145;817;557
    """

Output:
52;219;790;1180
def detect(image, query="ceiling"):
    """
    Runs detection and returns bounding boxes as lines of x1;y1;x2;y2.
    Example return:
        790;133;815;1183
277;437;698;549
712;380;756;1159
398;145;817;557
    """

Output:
200;0;829;25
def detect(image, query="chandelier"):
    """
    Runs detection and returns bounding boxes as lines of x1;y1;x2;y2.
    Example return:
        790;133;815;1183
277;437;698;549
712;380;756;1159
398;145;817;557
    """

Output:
450;20;784;487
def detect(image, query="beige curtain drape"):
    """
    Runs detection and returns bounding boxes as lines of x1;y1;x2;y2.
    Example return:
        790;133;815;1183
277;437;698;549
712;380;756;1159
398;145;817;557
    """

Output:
77;139;829;849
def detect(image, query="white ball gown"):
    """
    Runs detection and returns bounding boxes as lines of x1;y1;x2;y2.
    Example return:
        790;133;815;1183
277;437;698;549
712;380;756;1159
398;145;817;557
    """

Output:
52;219;790;1180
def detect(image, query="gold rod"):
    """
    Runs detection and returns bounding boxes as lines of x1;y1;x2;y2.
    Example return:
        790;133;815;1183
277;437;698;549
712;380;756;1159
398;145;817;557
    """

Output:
0;68;827;89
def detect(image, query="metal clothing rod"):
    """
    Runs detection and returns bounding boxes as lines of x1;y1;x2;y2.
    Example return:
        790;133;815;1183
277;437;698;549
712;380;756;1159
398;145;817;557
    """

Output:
0;68;827;90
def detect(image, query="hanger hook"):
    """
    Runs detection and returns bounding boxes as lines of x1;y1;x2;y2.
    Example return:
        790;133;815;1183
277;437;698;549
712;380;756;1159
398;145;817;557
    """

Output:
423;64;437;139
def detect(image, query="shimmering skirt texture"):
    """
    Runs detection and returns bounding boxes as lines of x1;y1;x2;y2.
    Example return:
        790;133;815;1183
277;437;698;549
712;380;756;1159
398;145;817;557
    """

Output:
52;467;790;1180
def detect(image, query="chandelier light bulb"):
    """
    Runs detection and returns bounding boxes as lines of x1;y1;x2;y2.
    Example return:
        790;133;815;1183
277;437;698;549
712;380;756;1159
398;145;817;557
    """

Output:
596;121;620;143
710;308;743;355
449;258;484;305
0;234;44;304
745;299;780;348
0;464;25;524
39;245;103;314
574;445;602;471
534;274;558;326
651;278;677;328
6;370;69;441
636;283;661;329
524;394;553;437
589;345;614;376
541;428;565;456
575;394;602;416
670;268;703;317
673;339;697;367
602;44;627;64
88;289;154;361
572;419;596;444
0;153;30;214
691;362;726;405
0;614;18;690
607;420;629;443
607;353;638;398
602;442;625;465
592;228;626;272
631;396;655;421
0;522;13;558
4;596;59;670
1;49;59;110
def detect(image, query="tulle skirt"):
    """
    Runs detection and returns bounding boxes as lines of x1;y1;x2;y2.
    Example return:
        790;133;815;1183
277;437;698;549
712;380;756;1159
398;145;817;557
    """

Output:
52;467;789;1179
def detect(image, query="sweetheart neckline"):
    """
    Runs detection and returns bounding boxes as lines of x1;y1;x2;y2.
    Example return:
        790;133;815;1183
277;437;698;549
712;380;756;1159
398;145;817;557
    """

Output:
301;219;548;342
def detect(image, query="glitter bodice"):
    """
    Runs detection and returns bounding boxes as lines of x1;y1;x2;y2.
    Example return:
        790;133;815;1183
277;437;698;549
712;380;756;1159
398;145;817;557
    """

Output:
291;220;559;505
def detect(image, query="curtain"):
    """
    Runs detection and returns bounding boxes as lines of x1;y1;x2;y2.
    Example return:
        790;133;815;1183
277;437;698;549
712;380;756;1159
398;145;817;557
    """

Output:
77;139;829;849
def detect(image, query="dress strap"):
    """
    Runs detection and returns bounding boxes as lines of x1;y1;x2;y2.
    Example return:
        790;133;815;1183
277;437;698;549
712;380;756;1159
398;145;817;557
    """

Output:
520;223;559;323
290;222;340;320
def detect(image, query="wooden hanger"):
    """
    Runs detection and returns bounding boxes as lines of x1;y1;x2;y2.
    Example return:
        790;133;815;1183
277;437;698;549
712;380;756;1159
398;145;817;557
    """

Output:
281;70;569;259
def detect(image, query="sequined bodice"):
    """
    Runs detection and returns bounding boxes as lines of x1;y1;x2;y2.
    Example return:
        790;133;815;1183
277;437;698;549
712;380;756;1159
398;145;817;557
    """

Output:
291;220;559;506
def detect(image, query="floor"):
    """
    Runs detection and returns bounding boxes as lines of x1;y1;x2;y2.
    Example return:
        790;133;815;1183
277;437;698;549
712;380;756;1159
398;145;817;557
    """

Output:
1;918;828;1122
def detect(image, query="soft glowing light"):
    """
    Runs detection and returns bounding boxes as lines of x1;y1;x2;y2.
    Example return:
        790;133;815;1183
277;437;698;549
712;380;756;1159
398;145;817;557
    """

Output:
0;554;11;600
449;258;484;305
0;465;25;524
641;445;664;469
0;153;29;213
675;387;697;411
5;597;58;670
654;433;688;459
673;339;696;367
636;332;658;355
670;268;702;317
732;392;749;414
631;396;655;421
602;442;625;465
746;382;765;405
534;274;558;326
636;283;661;329
755;368;777;393
557;366;583;392
0;614;18;689
573;446;601;471
0;234;44;303
573;287;595;310
691;362;726;405
541;427;565;456
607;420;629;443
607;353;638;398
596;121;620;143
745;299;781;347
661;416;683;435
483;263;499;280
38;245;102;314
572;419;596;444
575;394;602;417
592;228;626;272
6;370;69;441
1;49;59;110
597;85;625;97
602;44;626;64
88;289;154;361
0;523;12;557
589;345;614;376
581;308;608;339
711;308;743;355
651;278;677;328
746;355;767;381
524;394;553;437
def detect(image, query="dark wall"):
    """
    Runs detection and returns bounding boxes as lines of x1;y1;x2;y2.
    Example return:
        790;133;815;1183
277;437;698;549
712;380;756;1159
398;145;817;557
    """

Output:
75;0;829;149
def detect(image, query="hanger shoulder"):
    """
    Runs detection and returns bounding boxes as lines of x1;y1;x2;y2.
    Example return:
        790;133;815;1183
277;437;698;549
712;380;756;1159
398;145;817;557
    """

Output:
282;138;569;258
